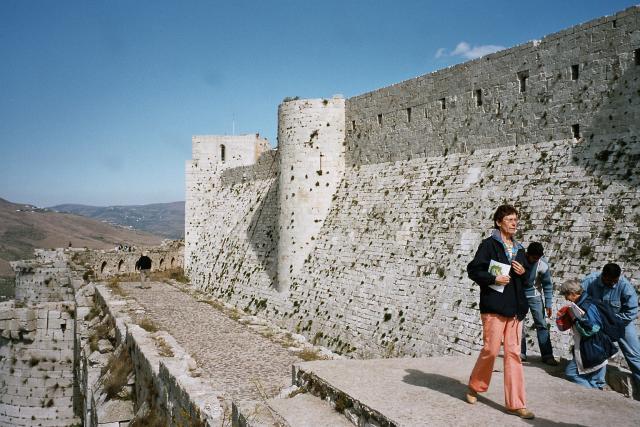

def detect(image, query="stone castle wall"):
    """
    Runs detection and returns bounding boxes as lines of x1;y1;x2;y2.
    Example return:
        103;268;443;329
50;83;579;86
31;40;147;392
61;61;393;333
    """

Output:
185;6;640;361
345;6;639;166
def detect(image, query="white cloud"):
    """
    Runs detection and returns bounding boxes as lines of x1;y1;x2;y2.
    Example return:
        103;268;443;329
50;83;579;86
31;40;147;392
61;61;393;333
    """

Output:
436;41;505;60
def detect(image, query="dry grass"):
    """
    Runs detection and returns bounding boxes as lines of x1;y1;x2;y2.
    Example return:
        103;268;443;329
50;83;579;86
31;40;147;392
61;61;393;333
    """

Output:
138;317;159;333
130;410;168;427
107;277;127;297
297;348;327;362
149;268;189;284
102;348;133;400
84;306;101;322
88;320;112;352
154;336;174;358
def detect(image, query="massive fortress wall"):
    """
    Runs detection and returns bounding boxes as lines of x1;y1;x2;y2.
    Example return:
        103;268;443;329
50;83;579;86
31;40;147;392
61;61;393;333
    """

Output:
185;6;640;360
346;6;640;165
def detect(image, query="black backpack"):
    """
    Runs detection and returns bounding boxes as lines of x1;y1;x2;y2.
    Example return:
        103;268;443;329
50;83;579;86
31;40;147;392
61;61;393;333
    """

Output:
582;299;626;342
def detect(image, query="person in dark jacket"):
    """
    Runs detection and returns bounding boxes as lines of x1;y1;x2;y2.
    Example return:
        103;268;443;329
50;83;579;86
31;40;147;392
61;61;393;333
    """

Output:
556;279;609;389
520;242;558;365
466;204;533;420
135;253;152;288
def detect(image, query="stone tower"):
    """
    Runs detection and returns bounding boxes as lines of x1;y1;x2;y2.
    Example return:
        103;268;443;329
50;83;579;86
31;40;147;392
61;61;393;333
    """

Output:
184;134;270;274
276;97;346;292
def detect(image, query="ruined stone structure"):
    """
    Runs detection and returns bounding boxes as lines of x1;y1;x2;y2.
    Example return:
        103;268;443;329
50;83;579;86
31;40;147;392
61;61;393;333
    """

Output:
185;5;640;372
72;240;184;280
0;250;79;426
0;244;187;426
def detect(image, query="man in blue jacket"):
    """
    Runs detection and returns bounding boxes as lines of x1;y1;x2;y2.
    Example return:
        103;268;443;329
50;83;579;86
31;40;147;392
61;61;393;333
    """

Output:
521;243;558;365
582;263;640;392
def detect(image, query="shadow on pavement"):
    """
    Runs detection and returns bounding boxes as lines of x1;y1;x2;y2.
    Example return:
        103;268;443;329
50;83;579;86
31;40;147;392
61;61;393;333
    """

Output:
402;369;580;426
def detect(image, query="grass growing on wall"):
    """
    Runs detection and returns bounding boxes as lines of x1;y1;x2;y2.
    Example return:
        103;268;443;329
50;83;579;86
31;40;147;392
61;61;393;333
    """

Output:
102;347;133;400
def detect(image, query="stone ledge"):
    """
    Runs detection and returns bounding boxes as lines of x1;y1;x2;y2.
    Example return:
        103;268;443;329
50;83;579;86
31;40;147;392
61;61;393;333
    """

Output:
94;283;225;426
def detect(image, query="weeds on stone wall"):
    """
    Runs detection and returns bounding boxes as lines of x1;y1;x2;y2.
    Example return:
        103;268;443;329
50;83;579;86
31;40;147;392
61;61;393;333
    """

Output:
154;336;174;358
102;347;133;400
88;315;114;353
138;317;159;333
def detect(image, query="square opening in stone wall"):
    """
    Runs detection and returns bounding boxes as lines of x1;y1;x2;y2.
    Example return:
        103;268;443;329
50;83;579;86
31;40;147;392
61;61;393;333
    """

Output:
474;89;482;107
571;124;580;139
377;114;383;126
635;49;640;66
406;107;412;122
439;98;446;110
571;64;579;80
517;70;529;93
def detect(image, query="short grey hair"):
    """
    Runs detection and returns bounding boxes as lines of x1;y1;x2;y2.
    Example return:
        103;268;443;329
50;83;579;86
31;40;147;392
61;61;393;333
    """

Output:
559;279;583;296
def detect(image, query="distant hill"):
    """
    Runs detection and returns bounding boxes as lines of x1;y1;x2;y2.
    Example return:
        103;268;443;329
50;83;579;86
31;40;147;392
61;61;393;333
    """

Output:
0;198;164;277
49;201;185;239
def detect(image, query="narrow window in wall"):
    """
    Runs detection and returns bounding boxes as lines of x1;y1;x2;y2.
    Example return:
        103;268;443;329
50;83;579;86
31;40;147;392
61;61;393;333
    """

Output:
496;102;501;115
352;120;356;131
517;71;529;93
571;64;579;80
612;19;617;28
571;124;580;139
406;107;412;123
635;49;640;66
475;89;482;107
439;98;446;110
377;114;383;126
424;108;428;118
220;144;226;162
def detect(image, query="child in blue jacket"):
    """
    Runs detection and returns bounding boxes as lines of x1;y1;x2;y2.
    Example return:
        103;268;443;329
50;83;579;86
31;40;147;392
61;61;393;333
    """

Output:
557;280;615;389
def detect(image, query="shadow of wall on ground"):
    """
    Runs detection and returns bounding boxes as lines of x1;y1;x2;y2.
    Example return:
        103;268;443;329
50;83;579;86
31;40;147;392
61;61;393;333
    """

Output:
402;369;581;427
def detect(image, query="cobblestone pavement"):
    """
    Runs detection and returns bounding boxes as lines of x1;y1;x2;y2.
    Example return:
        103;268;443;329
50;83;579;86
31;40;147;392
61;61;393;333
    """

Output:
119;280;300;402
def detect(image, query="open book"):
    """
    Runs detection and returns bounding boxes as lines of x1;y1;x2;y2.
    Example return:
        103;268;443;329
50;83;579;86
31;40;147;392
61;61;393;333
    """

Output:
568;302;585;320
488;260;511;293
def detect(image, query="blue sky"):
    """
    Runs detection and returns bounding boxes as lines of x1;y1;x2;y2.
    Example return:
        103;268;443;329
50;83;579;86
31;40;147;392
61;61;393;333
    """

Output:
0;0;636;207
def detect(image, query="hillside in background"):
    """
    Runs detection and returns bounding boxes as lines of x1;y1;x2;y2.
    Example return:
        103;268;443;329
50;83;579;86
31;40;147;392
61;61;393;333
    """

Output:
0;198;164;278
50;201;185;239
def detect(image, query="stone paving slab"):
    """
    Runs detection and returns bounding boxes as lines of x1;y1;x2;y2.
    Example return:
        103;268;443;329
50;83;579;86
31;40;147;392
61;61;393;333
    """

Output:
118;281;300;402
267;394;352;427
296;356;640;427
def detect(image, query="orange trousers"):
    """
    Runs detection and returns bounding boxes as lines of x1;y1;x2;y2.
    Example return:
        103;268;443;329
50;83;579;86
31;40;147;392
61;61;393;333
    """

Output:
468;313;526;410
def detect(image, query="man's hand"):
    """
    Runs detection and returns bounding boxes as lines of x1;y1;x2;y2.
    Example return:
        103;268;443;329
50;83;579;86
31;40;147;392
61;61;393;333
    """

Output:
495;275;510;285
545;307;552;318
512;261;525;275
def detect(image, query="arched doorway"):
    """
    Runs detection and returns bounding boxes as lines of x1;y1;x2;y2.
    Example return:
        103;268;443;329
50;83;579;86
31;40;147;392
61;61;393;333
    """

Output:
100;261;107;274
159;258;164;270
170;257;175;268
117;259;124;272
